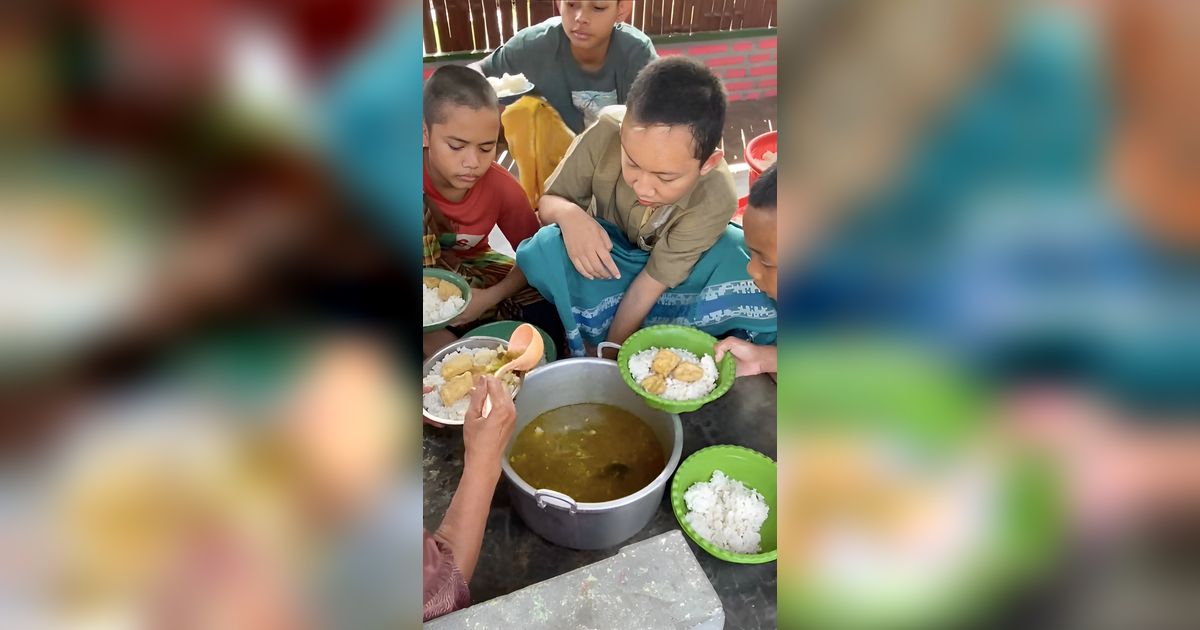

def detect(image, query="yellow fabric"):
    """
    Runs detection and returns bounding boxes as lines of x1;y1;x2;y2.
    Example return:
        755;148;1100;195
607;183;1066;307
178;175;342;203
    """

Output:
501;96;576;208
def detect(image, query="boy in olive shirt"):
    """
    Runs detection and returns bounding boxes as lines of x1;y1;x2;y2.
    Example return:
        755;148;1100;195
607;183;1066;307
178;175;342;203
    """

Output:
517;57;776;355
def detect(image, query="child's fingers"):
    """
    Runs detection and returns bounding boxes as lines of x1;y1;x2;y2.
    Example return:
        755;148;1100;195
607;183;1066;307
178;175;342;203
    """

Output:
580;256;599;280
599;251;621;279
715;337;749;362
586;250;612;279
570;256;595;280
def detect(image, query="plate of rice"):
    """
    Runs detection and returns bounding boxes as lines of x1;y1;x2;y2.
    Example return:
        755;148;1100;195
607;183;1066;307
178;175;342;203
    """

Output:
670;445;777;563
423;268;471;333
604;325;735;413
487;73;535;105
422;336;536;425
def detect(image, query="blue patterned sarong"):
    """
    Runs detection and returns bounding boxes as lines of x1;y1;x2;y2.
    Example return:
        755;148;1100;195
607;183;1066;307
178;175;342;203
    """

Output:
516;220;777;356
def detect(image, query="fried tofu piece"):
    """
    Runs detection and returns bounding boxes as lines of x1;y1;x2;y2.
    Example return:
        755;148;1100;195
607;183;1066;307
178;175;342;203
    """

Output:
423;277;440;289
439;373;474;406
440;354;474;380
640;374;667;395
650;349;681;376
437;280;462;300
671;361;704;382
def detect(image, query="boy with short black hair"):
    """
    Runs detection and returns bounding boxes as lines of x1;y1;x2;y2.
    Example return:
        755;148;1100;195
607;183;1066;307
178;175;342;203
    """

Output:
517;57;776;356
716;164;778;377
421;66;562;355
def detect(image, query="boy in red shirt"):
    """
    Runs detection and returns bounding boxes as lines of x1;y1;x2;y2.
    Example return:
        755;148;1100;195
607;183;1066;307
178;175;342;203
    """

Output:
423;66;562;355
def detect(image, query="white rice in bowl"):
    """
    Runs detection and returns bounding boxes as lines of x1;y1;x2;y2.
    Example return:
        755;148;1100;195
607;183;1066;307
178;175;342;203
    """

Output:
422;345;519;422
423;283;465;326
628;347;719;401
684;470;770;554
487;73;528;97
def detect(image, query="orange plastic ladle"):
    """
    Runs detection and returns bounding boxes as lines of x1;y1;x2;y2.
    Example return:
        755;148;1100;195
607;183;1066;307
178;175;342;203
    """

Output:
481;323;543;416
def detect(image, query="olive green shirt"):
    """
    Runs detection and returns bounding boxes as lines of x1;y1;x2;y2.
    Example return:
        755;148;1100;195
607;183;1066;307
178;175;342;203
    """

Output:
543;106;738;288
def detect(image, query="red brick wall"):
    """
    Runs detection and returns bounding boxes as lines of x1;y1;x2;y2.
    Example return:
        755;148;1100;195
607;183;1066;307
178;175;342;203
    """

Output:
423;34;778;102
656;35;777;101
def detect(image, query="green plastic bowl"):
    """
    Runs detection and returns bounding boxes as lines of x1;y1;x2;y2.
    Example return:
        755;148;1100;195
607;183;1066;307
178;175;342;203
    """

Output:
465;320;556;363
671;445;778;564
611;325;735;413
422;268;472;333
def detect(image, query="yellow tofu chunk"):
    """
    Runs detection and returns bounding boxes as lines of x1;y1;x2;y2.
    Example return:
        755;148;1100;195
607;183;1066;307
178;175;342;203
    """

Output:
439;373;475;406
440;354;474;380
640;374;667;395
437;280;462;300
650;349;681;376
671;361;704;382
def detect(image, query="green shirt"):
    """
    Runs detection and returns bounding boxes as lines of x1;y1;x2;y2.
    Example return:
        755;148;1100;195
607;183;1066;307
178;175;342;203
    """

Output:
544;106;738;288
479;18;656;134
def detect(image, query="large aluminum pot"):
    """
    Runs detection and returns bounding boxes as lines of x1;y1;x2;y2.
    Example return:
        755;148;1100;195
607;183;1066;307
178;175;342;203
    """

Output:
502;357;683;550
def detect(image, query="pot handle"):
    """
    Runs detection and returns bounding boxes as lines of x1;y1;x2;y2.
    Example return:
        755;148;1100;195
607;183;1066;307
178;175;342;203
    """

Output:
534;488;578;514
596;341;622;359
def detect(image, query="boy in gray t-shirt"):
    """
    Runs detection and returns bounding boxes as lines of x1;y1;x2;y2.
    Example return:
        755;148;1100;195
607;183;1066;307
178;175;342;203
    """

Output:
473;1;656;133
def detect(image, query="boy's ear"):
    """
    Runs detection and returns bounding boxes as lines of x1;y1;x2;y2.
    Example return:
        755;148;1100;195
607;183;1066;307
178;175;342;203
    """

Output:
699;149;724;176
422;123;430;149
616;0;634;23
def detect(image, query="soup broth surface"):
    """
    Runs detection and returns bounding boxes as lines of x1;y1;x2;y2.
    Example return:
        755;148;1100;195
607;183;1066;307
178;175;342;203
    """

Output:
509;403;665;502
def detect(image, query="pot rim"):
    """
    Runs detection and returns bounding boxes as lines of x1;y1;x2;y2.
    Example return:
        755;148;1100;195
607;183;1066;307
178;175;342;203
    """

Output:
501;357;684;512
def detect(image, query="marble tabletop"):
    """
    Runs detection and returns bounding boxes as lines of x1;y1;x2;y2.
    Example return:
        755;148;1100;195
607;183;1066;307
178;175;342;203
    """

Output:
423;372;778;630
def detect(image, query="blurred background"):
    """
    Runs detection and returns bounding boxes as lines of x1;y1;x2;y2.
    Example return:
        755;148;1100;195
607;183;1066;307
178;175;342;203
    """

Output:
2;0;425;627
777;0;1198;629
4;0;1198;628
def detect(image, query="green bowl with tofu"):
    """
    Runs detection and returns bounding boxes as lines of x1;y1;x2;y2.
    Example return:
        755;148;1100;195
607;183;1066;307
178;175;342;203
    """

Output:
603;325;736;414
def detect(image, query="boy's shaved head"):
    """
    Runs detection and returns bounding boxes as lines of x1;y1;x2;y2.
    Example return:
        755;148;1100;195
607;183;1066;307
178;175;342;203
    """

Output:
743;164;778;300
748;164;777;211
625;57;727;162
423;65;498;126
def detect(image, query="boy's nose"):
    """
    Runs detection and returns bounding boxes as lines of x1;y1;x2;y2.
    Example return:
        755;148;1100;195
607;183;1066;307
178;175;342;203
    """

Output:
747;260;761;281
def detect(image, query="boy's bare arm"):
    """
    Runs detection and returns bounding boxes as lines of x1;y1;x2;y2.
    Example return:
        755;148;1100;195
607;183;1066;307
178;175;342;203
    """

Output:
537;193;586;226
539;194;621;280
451;266;527;326
1125;425;1200;517
608;271;666;345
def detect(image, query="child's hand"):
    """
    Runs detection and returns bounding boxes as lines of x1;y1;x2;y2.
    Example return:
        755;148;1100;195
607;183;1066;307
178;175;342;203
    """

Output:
149;529;304;630
561;209;621;280
1001;388;1139;538
462;376;517;476
714;337;777;377
451;286;498;327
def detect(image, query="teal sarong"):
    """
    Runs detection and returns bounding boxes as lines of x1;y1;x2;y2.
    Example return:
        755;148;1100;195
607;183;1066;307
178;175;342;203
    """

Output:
517;220;777;357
